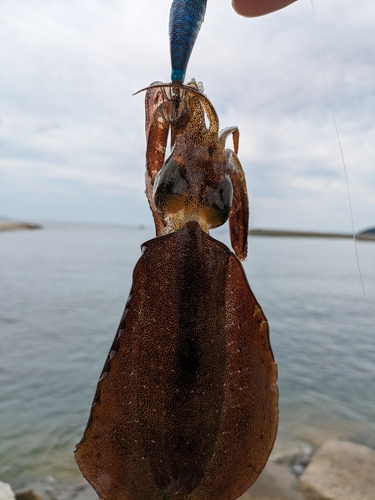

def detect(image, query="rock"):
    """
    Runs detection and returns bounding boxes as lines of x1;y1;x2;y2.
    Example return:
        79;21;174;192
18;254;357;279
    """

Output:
14;482;97;500
238;461;307;500
299;440;375;500
70;484;98;500
15;491;42;500
0;483;16;500
292;464;305;477
272;443;314;468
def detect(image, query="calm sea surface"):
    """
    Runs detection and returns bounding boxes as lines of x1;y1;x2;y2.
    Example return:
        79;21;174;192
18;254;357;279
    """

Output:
1;223;374;488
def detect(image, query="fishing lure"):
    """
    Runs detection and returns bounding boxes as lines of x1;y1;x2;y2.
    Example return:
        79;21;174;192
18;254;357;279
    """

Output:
75;81;278;500
169;0;208;82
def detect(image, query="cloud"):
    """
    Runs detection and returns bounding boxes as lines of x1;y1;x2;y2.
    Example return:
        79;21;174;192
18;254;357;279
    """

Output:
1;0;374;230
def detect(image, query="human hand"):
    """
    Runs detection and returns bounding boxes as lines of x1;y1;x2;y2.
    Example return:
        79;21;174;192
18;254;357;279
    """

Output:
232;0;297;17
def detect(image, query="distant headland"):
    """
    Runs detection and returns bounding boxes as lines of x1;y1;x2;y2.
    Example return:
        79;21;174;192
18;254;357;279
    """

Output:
0;221;43;232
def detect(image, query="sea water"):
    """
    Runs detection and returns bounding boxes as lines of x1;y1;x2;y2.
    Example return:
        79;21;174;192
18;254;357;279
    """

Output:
1;223;374;488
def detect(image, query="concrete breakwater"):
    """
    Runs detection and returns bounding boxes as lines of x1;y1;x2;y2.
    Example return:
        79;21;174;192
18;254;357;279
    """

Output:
2;439;374;500
249;228;375;241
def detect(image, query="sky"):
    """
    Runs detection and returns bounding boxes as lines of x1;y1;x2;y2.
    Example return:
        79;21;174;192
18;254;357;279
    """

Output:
1;0;374;232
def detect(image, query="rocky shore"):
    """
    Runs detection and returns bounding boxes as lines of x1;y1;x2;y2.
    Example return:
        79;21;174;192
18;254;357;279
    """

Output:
1;439;374;500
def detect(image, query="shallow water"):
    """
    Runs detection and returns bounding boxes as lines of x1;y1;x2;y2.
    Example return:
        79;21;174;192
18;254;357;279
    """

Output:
1;223;374;488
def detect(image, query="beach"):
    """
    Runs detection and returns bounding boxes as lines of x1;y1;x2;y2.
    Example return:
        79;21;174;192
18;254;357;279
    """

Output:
2;436;375;500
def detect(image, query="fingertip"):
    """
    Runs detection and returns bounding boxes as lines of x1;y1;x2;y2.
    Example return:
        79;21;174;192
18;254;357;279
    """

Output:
232;0;297;18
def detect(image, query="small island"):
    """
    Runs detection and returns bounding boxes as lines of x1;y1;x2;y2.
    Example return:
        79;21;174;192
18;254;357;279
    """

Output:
359;227;375;236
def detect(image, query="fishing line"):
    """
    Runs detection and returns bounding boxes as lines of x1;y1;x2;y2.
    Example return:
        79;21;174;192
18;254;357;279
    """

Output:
310;0;375;331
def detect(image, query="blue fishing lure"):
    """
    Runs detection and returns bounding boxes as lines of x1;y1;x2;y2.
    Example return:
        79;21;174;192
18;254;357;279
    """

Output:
169;0;208;83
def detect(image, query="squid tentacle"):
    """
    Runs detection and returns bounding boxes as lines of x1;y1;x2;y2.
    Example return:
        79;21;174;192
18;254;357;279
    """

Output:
226;149;249;261
220;126;239;155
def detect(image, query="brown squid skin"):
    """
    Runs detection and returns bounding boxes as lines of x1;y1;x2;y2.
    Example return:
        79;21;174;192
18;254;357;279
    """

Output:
75;221;278;500
75;82;278;500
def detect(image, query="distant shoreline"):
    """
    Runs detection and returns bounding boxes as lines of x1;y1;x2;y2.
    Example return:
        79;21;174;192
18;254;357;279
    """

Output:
1;221;375;241
249;228;375;241
0;221;43;232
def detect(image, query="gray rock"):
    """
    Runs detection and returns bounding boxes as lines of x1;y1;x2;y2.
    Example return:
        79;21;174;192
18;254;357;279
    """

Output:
238;461;307;500
0;483;16;500
272;443;314;468
292;464;305;477
300;440;375;500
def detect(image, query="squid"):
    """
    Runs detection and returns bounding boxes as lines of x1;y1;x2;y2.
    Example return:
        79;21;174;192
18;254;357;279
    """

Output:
75;81;278;500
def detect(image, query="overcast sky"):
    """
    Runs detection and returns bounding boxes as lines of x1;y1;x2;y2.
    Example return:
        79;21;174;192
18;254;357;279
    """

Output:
1;0;374;231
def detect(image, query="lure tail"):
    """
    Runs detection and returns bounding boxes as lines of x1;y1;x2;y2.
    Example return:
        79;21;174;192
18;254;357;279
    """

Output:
169;0;208;82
